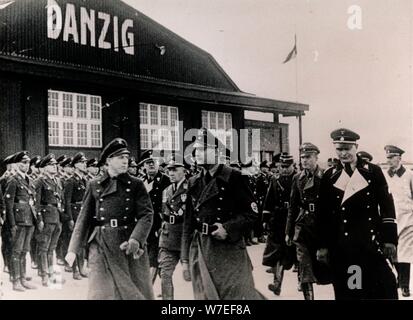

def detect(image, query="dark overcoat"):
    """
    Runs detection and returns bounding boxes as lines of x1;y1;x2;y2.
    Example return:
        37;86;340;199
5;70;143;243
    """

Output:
182;164;265;300
159;179;188;252
68;172;154;300
317;158;398;299
262;172;295;268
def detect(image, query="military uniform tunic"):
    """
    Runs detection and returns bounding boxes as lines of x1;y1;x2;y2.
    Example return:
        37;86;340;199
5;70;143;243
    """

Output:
68;172;154;300
182;164;264;300
262;172;295;268
317;158;398;299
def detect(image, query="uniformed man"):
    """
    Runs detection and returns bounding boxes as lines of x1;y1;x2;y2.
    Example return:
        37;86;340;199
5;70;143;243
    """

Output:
262;153;296;296
270;153;281;177
316;129;398;300
56;155;67;179
181;128;264;300
256;161;270;244
60;157;73;181
4;151;38;291
28;156;41;270
63;152;89;280
357;151;373;163
86;158;99;181
383;145;413;297
158;158;189;300
34;154;65;286
139;150;171;282
66;138;154;300
241;160;259;246
1;154;16;274
286;143;330;300
128;157;138;177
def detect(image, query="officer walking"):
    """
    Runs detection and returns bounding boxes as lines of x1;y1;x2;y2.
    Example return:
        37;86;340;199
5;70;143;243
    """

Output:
181;128;264;299
63;152;89;280
286;143;330;300
1;154;15;274
158;158;189;300
4;151;38;291
139;150;171;282
383;145;413;297
67;138;154;300
262;153;296;296
34;154;65;286
316;128;398;300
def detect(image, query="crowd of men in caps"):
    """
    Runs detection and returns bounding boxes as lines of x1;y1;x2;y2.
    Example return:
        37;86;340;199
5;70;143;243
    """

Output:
0;126;411;300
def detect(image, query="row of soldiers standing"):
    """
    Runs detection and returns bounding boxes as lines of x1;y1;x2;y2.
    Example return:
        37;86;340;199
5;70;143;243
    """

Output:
0;152;103;291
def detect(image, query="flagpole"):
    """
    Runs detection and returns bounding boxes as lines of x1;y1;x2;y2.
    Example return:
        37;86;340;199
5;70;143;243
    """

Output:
294;33;298;102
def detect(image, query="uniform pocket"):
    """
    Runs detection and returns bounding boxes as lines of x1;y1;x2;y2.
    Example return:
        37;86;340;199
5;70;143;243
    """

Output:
14;203;28;223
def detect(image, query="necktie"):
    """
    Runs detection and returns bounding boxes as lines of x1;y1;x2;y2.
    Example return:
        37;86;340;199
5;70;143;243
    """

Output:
344;163;353;177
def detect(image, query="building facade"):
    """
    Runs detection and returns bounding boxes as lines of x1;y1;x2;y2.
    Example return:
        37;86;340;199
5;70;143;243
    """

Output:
0;0;308;165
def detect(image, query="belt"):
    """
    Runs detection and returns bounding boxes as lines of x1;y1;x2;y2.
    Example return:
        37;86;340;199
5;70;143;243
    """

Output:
195;222;218;235
301;202;316;213
94;218;137;229
72;201;83;205
163;215;183;225
15;200;32;204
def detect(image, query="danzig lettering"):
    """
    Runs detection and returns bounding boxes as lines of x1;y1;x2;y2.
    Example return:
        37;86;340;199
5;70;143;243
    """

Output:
47;0;135;55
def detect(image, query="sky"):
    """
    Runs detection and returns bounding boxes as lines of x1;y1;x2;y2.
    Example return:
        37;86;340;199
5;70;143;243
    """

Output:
124;0;412;163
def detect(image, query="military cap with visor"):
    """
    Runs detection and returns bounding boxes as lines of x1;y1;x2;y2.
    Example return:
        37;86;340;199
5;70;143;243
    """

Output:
71;152;87;166
39;154;58;168
384;145;405;158
330;128;360;144
99;138;130;165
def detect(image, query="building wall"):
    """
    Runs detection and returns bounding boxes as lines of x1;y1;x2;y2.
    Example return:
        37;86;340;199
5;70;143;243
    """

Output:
245;119;289;155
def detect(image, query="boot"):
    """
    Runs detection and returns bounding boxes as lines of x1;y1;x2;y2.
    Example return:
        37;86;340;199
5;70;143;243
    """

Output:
78;259;88;278
41;275;49;287
302;283;314;300
161;281;174;300
73;271;82;280
402;287;410;297
20;255;32;281
21;279;37;290
12;280;25;292
268;263;284;296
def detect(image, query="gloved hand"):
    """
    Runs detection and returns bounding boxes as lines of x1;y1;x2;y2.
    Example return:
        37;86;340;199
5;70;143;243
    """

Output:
211;223;228;240
68;220;75;232
285;235;292;246
38;221;44;232
182;262;191;282
383;243;397;261
120;239;144;259
316;248;329;264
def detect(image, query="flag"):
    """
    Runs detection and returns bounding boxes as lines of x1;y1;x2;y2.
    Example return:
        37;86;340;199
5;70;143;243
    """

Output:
0;1;14;10
283;35;297;64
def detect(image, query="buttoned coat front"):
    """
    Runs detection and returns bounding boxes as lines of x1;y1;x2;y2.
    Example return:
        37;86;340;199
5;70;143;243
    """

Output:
68;172;154;300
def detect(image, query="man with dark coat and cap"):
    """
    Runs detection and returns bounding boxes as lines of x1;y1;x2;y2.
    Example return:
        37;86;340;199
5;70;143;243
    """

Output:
158;157;189;300
286;143;330;300
34;154;66;286
316;128;398;300
1;154;15;274
357;151;373;163
181;128;264;300
28;156;41;270
128;157;138;177
4;151;38;291
139;149;171;282
67;138;154;300
86;158;99;181
262;153;296;296
63;152;89;280
383;145;413;297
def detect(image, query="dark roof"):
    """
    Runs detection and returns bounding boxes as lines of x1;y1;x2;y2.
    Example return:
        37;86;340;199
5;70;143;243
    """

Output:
0;0;238;91
0;0;309;115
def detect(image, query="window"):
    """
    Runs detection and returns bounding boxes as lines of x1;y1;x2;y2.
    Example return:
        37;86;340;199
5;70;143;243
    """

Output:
48;90;102;147
139;103;179;150
201;110;233;150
